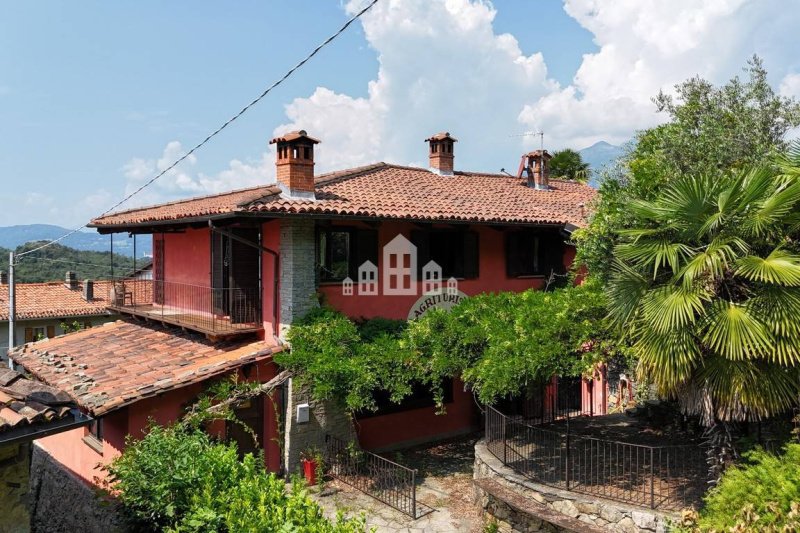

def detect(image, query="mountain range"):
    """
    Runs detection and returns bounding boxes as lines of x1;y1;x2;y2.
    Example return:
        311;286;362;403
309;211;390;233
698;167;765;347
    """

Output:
0;225;151;257
579;141;625;187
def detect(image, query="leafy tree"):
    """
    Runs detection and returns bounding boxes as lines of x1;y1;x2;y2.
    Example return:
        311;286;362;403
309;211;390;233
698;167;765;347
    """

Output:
606;146;800;424
575;56;800;281
549;148;590;182
105;424;367;532
679;443;800;532
0;242;136;282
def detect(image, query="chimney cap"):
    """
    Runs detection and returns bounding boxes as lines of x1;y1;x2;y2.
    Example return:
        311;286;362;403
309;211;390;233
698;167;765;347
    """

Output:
524;149;552;159
425;132;458;143
269;130;320;145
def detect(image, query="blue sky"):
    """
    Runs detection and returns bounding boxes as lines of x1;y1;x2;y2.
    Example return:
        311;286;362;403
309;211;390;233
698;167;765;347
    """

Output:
1;0;798;227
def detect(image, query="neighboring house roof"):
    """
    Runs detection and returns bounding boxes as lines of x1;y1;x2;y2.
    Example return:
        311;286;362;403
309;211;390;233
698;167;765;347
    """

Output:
90;163;595;228
10;320;281;416
0;368;89;445
0;280;115;321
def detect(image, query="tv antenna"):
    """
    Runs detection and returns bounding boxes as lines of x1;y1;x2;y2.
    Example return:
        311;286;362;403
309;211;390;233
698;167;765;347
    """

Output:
510;130;545;152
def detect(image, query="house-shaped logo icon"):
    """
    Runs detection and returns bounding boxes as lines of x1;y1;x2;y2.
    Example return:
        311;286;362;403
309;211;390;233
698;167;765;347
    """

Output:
422;260;442;295
342;276;354;296
383;234;417;295
358;260;378;295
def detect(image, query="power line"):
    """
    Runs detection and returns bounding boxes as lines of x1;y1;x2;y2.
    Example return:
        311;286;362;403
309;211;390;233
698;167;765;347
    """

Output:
15;255;131;270
15;0;379;262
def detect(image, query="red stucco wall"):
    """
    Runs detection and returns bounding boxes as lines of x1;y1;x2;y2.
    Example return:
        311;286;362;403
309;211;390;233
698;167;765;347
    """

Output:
355;379;478;451
320;221;574;320
261;220;280;339
162;228;211;287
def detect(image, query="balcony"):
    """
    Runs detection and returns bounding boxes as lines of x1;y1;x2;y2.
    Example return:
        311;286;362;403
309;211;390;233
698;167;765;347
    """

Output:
106;278;262;338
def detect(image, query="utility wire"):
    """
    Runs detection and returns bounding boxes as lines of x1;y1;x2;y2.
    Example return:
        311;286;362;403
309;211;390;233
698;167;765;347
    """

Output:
15;0;379;262
15;255;133;270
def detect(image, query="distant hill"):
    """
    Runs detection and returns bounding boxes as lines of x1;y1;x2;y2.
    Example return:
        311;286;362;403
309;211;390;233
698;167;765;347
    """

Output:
579;141;625;187
0;225;151;256
0;242;141;283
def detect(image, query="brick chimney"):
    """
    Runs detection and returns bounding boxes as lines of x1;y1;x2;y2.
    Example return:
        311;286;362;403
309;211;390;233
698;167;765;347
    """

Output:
269;130;320;199
83;279;94;301
0;271;7;285
518;150;552;190
425;132;457;176
65;271;78;290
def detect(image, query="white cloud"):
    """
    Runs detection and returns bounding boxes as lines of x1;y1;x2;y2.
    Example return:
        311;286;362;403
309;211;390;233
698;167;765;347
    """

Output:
119;141;274;210
780;73;800;99
111;0;800;212
276;0;800;168
275;0;555;173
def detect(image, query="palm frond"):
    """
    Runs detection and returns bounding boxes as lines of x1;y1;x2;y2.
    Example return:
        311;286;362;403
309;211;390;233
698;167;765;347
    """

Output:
735;248;800;286
701;300;773;360
641;284;707;334
615;239;694;278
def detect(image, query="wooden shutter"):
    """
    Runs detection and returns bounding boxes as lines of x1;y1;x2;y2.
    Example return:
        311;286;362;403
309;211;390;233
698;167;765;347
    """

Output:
540;231;565;276
229;228;261;324
153;235;165;304
410;230;430;277
506;232;523;277
24;328;33;343
354;229;379;277
211;232;227;315
462;231;479;279
46;326;55;339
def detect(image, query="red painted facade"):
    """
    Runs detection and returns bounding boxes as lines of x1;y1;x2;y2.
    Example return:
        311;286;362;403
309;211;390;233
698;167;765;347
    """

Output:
38;359;282;485
320;221;572;320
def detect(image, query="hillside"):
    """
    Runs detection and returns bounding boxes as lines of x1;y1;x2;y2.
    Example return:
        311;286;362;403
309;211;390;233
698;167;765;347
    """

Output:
579;141;625;187
0;242;142;283
0;225;151;256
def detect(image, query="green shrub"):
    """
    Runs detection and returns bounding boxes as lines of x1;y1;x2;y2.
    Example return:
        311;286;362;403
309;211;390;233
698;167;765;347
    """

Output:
105;424;367;532
690;443;800;531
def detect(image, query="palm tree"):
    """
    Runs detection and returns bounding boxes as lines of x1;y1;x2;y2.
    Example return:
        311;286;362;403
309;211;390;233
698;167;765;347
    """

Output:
607;144;800;425
550;149;590;182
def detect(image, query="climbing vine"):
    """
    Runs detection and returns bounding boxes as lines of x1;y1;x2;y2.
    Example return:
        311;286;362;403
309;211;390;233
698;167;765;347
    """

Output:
276;278;623;413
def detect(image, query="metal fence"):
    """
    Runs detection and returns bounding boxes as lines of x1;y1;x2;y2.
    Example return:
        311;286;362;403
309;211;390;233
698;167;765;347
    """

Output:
486;405;707;510
324;435;432;519
105;278;261;335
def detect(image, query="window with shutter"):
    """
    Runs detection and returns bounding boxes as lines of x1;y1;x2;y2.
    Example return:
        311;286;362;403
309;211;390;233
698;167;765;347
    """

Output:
412;229;478;279
24;328;34;343
505;230;565;277
47;325;55;339
316;227;378;282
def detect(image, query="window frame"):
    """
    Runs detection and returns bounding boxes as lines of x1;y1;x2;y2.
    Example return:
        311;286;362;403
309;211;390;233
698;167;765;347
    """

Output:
83;417;104;454
505;229;565;278
317;227;353;283
316;226;379;284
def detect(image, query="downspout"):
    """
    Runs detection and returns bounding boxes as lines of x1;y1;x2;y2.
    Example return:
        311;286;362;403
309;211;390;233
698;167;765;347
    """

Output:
208;222;281;343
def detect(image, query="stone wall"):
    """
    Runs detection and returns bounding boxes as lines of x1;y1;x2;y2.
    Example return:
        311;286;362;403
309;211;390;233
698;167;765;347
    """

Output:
279;218;318;336
474;440;671;533
0;442;31;533
28;444;129;533
283;378;357;476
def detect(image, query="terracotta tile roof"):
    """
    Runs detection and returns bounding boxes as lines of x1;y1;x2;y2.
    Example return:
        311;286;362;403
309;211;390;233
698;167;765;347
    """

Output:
249;164;596;226
90;185;280;227
0;368;80;442
91;163;595;228
0;280;115;321
10;320;280;416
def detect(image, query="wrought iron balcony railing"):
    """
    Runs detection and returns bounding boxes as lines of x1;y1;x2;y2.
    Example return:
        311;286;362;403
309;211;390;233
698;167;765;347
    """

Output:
106;278;262;337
